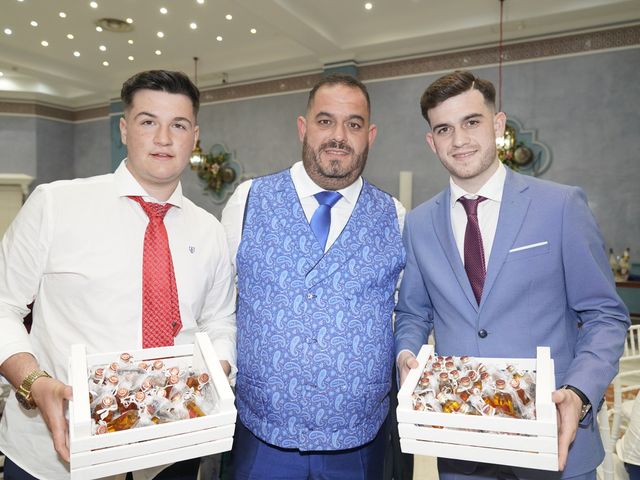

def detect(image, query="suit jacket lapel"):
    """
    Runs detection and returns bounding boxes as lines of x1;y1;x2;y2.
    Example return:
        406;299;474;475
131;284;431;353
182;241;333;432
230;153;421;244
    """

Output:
481;170;531;305
432;188;479;310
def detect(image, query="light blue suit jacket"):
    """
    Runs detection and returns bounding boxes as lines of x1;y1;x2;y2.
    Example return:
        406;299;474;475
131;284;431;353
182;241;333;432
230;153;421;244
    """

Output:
395;169;630;478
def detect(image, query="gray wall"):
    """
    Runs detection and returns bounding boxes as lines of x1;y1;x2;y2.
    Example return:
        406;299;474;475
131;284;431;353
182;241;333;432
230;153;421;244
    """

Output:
0;47;638;258
0;116;38;177
74;119;111;179
34;118;74;188
366;49;640;257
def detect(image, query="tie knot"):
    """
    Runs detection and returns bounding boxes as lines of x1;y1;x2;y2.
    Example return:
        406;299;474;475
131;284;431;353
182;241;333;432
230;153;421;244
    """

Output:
129;196;172;219
458;196;486;216
314;191;342;208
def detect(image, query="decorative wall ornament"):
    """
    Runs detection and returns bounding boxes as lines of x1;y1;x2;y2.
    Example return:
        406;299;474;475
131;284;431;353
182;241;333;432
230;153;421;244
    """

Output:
190;142;242;204
497;118;552;177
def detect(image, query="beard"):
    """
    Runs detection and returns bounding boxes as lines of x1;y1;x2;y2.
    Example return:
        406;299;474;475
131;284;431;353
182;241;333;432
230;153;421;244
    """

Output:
301;137;368;186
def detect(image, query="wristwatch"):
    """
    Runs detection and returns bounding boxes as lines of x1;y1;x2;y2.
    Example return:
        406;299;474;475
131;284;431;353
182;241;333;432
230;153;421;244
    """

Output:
15;370;51;410
560;384;592;421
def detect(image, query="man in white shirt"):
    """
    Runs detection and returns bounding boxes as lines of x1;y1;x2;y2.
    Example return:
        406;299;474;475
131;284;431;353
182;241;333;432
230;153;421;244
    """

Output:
0;70;236;480
221;73;406;479
395;70;629;479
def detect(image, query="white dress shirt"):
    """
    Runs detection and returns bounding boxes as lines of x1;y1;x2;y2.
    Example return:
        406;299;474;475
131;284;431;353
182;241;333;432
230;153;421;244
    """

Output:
0;160;236;480
449;162;506;268
222;161;405;266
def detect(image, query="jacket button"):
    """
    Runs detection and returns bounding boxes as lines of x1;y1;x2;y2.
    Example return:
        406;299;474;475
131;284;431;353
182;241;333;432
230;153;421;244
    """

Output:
306;293;316;299
478;329;488;338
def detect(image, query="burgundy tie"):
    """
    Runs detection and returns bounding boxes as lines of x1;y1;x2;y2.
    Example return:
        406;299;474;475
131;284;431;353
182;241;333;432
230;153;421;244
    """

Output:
459;196;487;305
130;196;182;348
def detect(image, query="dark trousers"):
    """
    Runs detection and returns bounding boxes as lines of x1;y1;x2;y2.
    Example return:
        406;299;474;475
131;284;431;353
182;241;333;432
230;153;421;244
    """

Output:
626;462;640;480
230;419;387;479
3;457;38;480
4;455;200;480
383;371;414;480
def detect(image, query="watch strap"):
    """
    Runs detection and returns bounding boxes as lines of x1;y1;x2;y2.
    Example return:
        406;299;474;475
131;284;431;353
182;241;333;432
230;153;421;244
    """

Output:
560;384;591;421
16;369;51;409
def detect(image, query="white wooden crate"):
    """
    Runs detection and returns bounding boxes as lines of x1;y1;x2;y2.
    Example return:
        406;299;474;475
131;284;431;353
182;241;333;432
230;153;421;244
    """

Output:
397;345;558;471
68;332;236;480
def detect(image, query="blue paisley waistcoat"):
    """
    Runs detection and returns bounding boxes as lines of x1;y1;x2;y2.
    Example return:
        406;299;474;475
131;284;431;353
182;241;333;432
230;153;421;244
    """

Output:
236;169;405;450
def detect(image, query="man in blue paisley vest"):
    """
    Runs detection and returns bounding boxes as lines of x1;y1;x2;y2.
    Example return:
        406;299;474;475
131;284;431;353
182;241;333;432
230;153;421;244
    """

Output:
222;74;406;479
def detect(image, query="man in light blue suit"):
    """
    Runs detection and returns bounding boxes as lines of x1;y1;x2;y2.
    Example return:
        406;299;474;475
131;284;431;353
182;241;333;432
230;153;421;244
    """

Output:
395;70;630;479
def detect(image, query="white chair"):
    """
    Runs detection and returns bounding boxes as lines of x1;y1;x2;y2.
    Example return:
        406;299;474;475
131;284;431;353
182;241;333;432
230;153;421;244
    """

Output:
599;402;615;480
611;325;640;447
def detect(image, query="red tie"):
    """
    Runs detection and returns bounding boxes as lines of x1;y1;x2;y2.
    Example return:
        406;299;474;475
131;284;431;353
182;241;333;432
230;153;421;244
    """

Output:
459;196;487;305
130;196;182;348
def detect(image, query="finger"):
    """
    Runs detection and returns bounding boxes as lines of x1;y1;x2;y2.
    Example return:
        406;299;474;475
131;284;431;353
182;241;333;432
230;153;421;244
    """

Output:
63;384;73;401
557;428;569;470
50;414;70;462
408;357;419;369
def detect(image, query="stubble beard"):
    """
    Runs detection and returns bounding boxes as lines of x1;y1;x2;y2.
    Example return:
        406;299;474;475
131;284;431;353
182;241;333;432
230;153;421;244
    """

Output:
302;136;368;189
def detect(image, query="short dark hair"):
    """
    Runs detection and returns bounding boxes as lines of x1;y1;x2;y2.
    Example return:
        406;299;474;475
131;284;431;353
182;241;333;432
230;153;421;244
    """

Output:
420;70;496;124
307;73;371;115
121;70;200;116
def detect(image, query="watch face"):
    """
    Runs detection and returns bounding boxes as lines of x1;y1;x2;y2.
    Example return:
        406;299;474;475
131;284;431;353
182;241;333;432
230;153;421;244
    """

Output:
15;391;35;410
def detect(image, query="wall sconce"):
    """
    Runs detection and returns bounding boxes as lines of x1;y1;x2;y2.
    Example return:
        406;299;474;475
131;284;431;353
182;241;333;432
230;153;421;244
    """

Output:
190;142;241;203
497;118;551;177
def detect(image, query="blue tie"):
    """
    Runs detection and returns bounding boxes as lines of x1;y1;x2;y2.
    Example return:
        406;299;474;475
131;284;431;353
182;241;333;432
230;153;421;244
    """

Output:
310;191;342;251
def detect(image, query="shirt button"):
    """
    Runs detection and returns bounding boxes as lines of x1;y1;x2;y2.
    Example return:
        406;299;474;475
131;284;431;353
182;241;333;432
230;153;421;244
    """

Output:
478;329;488;339
306;293;316;299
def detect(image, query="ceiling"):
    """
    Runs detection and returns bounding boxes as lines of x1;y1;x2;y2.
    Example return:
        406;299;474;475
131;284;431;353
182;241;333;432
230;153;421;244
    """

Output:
1;0;638;109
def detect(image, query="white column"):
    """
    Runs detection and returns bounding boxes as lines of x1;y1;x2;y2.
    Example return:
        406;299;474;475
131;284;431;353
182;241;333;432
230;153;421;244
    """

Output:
399;171;413;210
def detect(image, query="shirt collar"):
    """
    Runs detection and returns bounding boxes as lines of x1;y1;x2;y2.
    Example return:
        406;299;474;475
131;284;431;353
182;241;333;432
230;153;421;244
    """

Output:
449;162;506;209
290;161;363;205
114;159;183;207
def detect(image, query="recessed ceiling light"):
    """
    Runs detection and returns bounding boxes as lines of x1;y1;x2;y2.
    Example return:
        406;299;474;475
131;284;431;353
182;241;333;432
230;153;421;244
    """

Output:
30;20;38;27
102;61;109;66
225;14;232;20
190;22;197;30
160;7;168;14
196;0;204;4
155;49;162;55
0;72;3;77
128;55;134;61
41;40;49;46
66;33;74;39
250;28;257;34
126;18;133;24
157;31;164;38
3;28;12;35
96;26;103;32
364;2;373;10
128;39;134;44
216;35;222;41
90;1;98;8
59;12;67;18
99;45;106;51
73;51;80;57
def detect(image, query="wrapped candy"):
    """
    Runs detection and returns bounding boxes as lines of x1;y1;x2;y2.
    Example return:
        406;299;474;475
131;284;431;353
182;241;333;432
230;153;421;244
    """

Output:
411;353;537;421
88;353;216;435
